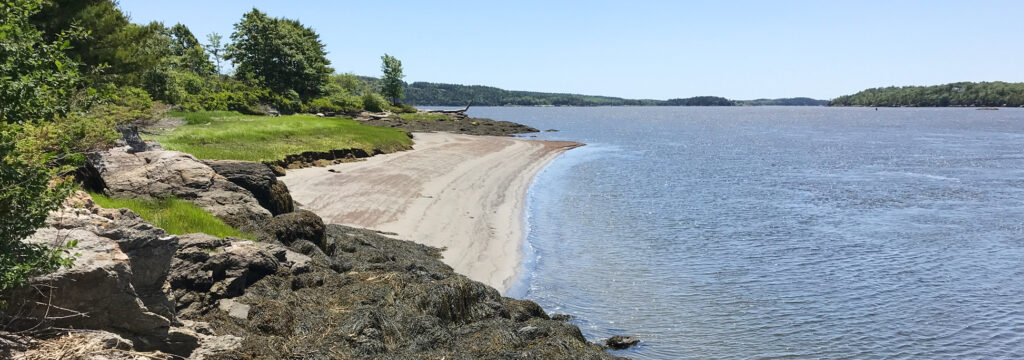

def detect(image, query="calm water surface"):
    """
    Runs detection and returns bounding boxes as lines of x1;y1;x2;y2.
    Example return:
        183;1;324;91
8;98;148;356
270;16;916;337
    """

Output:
465;107;1024;359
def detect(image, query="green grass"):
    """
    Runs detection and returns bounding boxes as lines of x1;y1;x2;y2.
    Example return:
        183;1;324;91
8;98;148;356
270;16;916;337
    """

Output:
152;111;413;162
167;110;243;125
89;192;253;239
397;113;451;122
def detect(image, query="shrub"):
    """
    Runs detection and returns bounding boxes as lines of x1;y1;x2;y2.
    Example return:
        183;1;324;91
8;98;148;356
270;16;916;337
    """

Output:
362;92;388;112
88;86;155;124
305;97;342;113
391;103;418;113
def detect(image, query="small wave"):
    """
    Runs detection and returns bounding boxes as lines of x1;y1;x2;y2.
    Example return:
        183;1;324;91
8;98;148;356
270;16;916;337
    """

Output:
875;171;960;182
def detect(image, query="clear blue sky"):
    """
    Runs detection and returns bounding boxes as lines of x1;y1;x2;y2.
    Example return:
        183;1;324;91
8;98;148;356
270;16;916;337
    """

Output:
118;0;1024;100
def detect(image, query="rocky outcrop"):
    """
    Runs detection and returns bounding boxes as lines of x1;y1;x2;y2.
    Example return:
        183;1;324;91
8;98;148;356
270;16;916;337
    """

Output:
169;234;311;318
0;193;244;357
85;146;271;233
355;111;539;136
2;193;173;339
202;160;293;215
258;210;326;250
190;224;621;359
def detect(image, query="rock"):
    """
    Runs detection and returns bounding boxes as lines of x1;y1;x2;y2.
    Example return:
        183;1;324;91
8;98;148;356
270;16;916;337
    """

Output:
181;224;621;359
260;210;327;251
2;195;173;339
604;335;640;350
86;146;271;233
550;313;574;321
169;234;309;318
202;159;294;215
115;125;161;153
218;299;251;320
267;163;287;176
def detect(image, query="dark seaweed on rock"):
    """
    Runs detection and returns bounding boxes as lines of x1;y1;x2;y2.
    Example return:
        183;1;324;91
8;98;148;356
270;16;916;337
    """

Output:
188;225;620;359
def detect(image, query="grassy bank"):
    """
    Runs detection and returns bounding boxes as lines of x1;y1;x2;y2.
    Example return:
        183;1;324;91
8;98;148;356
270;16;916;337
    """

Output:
150;111;413;162
90;193;252;239
398;113;450;122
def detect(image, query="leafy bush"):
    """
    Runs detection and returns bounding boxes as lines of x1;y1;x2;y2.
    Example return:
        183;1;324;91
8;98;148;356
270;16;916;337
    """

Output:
305;97;342;113
391;103;418;113
362;92;388;112
87;86;155;124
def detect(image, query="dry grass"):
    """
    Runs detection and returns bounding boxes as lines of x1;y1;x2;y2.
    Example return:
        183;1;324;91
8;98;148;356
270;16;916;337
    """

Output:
16;331;171;360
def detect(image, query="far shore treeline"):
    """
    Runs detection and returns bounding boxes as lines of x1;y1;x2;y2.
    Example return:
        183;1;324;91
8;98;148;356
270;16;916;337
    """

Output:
377;80;829;107
828;82;1024;107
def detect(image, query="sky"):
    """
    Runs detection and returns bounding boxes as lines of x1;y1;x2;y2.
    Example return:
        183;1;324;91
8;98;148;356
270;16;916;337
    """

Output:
118;0;1024;100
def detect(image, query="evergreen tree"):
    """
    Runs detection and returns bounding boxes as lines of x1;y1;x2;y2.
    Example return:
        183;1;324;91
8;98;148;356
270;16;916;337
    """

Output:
227;8;332;100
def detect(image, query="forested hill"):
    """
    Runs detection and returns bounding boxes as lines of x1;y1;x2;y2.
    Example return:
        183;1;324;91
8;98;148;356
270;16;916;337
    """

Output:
829;82;1024;107
388;81;824;107
738;97;829;106
401;82;660;106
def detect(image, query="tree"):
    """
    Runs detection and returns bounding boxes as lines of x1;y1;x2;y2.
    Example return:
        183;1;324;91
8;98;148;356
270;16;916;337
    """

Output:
169;23;215;76
227;8;332;100
206;32;225;74
29;0;170;86
380;54;405;105
0;0;87;298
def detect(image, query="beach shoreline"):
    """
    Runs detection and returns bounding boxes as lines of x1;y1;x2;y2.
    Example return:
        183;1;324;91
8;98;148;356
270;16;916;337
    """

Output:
280;132;581;291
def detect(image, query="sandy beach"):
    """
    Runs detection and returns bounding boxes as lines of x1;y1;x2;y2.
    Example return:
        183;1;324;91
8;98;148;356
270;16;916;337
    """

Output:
280;132;581;291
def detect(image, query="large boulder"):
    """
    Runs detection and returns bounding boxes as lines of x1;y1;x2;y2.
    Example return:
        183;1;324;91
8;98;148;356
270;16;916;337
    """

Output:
85;146;271;233
1;193;174;340
170;234;311;318
202;159;294;215
260;210;327;251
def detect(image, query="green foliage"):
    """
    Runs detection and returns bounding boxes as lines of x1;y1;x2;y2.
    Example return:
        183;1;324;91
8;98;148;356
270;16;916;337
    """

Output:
400;81;663;106
361;92;388;112
380;54;404;105
390;103;418;114
332;73;373;95
398;113;449;122
1;1;93;124
206;32;225;74
31;0;173;86
90;193;252;239
0;0;90;296
305;97;342;113
737;98;828;106
149;111;413;162
168;23;215;76
227;8;332;100
167;110;240;125
829;82;1024;107
663;96;735;106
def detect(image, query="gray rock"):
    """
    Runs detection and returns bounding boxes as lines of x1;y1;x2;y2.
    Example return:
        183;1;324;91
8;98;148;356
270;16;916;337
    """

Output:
169;234;308;317
202;159;294;215
2;194;172;339
218;299;251;320
604;335;640;350
87;146;271;233
260;210;327;251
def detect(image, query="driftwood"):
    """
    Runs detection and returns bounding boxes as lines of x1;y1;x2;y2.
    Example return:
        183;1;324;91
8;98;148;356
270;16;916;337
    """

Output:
426;101;472;114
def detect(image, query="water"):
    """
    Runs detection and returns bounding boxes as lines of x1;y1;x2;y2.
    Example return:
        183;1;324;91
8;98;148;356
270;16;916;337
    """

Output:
465;106;1024;359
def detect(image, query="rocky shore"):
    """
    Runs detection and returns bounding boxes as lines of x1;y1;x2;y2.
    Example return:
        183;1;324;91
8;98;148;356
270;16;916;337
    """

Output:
354;111;539;137
2;138;623;359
